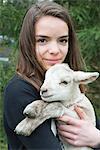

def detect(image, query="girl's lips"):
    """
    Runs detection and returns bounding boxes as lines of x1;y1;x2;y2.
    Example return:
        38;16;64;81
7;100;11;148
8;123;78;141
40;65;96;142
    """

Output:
44;59;62;65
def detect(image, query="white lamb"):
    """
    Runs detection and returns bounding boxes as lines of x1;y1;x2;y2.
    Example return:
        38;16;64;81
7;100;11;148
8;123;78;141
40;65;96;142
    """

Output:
15;63;99;150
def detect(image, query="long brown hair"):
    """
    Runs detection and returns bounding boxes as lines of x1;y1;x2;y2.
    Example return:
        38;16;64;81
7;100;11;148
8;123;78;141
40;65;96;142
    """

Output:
17;1;85;91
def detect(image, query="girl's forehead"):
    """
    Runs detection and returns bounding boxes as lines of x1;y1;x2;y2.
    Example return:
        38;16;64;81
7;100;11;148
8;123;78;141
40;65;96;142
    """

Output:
35;16;69;37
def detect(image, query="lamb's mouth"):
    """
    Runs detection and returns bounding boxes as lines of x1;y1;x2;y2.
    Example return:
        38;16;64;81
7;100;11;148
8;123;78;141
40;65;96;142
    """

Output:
41;94;53;99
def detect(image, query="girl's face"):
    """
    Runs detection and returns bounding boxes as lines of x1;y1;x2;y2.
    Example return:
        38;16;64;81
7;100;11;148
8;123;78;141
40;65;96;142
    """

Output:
35;16;69;70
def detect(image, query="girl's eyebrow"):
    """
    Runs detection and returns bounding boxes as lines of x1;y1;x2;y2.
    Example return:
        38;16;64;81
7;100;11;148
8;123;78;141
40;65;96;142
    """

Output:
35;35;49;38
59;35;69;39
35;35;69;38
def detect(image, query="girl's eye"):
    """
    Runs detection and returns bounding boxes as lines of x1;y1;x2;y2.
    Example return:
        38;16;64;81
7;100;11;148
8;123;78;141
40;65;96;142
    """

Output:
36;39;47;45
59;39;68;45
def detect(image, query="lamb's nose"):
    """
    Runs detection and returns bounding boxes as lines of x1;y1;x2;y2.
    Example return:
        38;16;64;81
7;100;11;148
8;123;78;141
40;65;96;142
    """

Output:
41;88;48;95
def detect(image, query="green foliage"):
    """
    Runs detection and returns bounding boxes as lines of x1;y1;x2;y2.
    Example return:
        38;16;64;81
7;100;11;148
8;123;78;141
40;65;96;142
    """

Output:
77;26;100;70
0;48;17;149
54;0;100;70
0;62;15;92
0;3;21;39
0;93;7;150
0;0;100;148
0;0;36;40
0;0;100;67
0;45;17;92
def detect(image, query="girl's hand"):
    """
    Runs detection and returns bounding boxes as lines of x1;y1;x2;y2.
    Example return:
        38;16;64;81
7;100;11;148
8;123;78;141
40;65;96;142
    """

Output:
57;106;100;148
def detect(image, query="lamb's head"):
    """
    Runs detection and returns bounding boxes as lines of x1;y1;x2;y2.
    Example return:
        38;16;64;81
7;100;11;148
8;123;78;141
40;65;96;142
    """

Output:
40;63;99;102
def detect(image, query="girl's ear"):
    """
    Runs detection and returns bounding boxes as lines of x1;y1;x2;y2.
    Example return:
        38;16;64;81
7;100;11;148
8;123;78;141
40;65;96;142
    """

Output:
73;71;99;84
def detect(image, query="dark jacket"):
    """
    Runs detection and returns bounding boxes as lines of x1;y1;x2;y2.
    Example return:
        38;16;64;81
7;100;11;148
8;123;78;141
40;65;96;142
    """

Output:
4;75;61;150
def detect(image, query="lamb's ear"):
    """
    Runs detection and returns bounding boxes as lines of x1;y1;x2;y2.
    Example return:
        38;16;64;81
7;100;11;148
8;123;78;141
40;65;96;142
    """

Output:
73;71;99;84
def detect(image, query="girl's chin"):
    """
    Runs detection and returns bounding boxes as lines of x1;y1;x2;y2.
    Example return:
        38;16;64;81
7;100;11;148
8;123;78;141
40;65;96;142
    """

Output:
44;65;53;70
41;61;62;70
44;63;62;70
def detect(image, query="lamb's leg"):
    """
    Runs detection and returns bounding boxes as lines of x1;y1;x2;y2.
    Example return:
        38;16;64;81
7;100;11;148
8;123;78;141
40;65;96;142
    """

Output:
14;117;34;136
42;102;80;119
15;116;49;136
15;102;65;136
24;102;80;136
15;102;79;136
23;100;48;118
42;102;66;118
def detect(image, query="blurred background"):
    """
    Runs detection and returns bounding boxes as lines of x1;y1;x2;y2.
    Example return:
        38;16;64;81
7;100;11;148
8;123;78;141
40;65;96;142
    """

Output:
0;0;100;149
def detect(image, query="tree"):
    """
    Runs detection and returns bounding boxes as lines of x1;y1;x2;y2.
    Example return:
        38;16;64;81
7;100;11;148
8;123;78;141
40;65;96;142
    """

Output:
54;0;100;69
0;0;36;40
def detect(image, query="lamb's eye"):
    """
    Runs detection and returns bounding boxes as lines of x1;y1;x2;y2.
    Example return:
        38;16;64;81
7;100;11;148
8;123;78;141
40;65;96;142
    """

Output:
60;81;68;85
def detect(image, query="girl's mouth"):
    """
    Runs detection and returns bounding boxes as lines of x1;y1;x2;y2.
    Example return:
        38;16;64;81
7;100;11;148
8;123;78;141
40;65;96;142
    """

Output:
44;59;62;65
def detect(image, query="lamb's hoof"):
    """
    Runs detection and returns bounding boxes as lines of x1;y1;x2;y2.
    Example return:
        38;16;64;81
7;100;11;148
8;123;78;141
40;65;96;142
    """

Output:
15;129;31;136
14;126;31;136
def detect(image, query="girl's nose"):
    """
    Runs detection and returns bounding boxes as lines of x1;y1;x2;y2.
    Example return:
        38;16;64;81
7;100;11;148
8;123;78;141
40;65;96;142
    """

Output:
48;41;60;54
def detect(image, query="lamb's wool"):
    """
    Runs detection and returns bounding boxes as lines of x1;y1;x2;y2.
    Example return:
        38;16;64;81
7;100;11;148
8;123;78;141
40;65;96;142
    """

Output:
15;63;99;150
